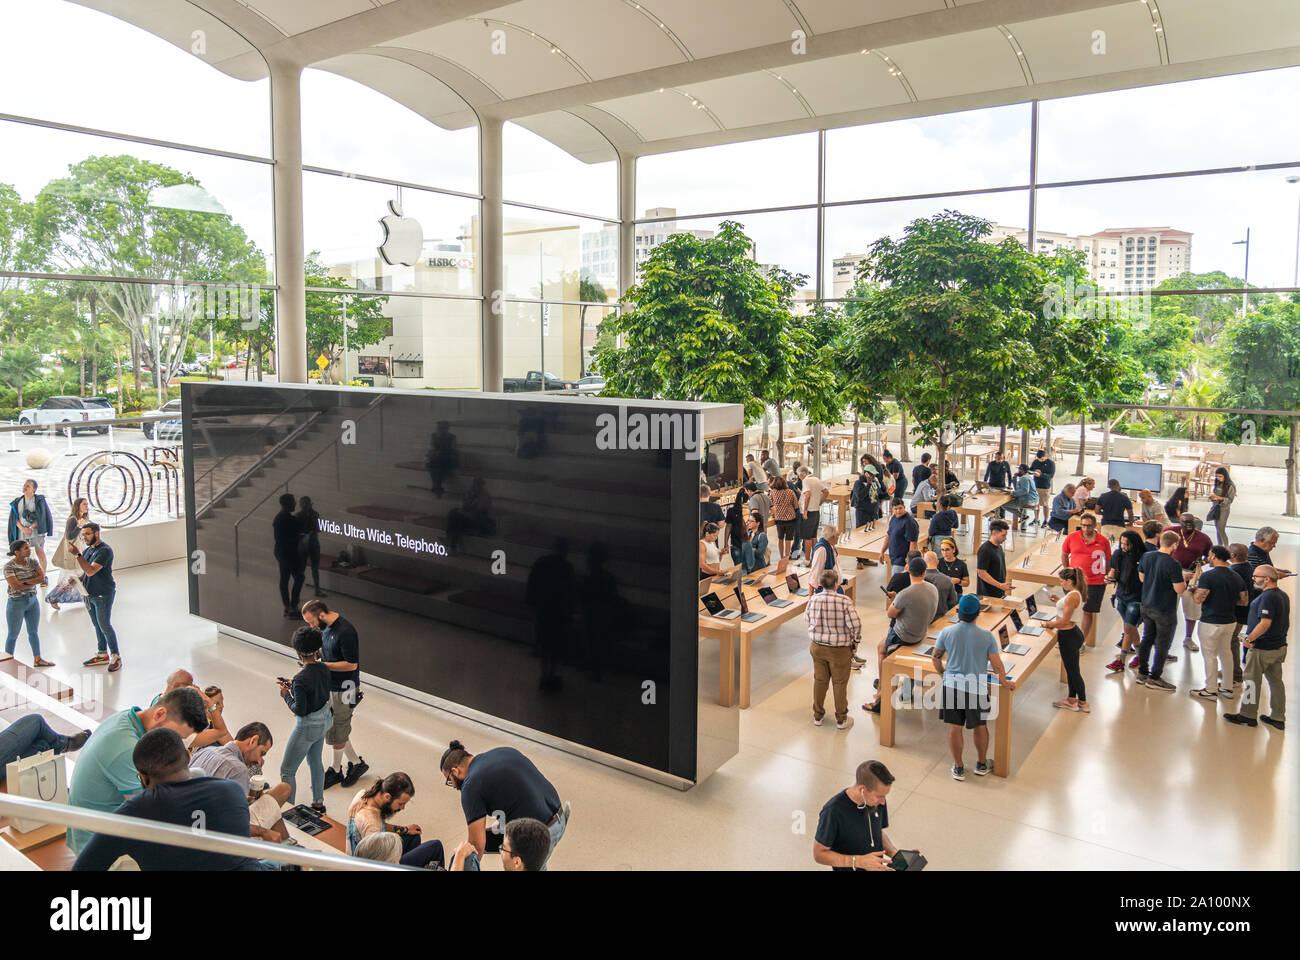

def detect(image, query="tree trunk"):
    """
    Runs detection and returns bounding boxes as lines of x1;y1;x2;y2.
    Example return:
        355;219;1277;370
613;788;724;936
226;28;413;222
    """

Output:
852;413;860;469
115;351;123;414
130;334;142;394
79;356;85;396
1020;427;1029;467
776;404;785;468
935;442;949;495
1045;412;1053;457
899;408;908;461
998;424;1006;456
1286;419;1297;517
1075;412;1087;475
1102;416;1111;462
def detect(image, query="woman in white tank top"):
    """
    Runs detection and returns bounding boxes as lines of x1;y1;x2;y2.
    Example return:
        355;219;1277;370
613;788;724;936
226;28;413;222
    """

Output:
699;522;724;579
1047;566;1089;713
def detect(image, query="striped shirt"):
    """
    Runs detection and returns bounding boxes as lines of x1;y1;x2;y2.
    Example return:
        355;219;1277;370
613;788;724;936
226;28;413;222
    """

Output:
805;590;862;647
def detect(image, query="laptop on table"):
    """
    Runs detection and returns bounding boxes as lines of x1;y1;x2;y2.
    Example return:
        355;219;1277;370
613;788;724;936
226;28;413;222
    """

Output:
700;592;740;620
1025;593;1053;621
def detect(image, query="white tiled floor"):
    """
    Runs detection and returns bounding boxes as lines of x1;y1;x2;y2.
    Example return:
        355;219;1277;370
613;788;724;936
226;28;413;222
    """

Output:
11;523;1297;870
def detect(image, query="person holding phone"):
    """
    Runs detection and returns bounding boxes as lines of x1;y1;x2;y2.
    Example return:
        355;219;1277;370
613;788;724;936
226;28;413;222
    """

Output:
277;626;332;814
813;760;904;871
1047;567;1089;713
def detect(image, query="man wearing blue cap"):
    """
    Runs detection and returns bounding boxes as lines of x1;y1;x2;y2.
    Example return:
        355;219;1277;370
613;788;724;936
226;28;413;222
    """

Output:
932;594;1014;780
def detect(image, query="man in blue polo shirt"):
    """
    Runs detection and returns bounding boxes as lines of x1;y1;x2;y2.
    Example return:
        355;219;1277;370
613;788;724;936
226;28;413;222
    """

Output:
878;499;918;577
66;687;208;854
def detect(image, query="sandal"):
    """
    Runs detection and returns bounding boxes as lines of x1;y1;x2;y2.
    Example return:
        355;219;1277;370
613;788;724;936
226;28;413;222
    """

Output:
33;657;55;667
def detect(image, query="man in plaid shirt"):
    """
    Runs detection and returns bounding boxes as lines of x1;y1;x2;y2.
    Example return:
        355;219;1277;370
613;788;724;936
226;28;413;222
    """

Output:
807;569;862;731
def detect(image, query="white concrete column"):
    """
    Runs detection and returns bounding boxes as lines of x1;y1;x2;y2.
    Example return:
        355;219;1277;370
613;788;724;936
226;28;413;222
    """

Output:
269;61;306;384
618;150;636;300
480;116;504;392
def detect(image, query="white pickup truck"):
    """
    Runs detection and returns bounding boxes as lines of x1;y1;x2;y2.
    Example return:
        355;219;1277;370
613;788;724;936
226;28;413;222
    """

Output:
18;396;115;435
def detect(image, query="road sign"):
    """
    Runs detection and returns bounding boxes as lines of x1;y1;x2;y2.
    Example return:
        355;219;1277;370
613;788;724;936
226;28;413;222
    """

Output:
315;354;329;370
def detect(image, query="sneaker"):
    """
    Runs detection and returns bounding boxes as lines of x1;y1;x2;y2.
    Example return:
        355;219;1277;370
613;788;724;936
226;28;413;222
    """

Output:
850;660;864;672
1223;713;1257;727
951;765;965;781
851;654;866;665
1077;701;1091;714
1146;677;1176;692
340;758;369;787
107;656;122;673
1129;656;1141;669
1184;639;1199;653
1134;673;1150;687
1216;687;1235;698
82;652;109;666
309;801;327;816
974;761;990;776
1261;716;1285;731
1106;658;1125;673
1164;653;1179;663
812;715;824;726
323;766;345;789
66;729;92;752
1191;688;1218;701
1053;699;1080;711
835;717;854;731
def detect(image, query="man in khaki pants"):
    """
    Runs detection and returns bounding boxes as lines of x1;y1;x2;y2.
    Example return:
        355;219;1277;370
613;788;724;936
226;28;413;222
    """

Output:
806;570;861;731
1225;565;1290;730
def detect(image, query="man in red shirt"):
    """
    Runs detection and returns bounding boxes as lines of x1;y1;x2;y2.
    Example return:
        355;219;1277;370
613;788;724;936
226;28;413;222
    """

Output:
1060;512;1112;646
1165;513;1213;653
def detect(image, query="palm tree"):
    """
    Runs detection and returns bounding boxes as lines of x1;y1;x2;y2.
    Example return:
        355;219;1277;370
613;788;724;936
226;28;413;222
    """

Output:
1171;361;1222;442
0;345;44;408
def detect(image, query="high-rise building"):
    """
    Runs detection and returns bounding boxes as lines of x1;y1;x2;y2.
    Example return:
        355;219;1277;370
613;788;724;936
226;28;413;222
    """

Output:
987;224;1192;292
581;208;718;291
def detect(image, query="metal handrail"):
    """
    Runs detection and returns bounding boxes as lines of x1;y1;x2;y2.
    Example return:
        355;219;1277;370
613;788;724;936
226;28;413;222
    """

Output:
0;793;410;871
193;408;327;520
191;395;320;494
229;395;387;575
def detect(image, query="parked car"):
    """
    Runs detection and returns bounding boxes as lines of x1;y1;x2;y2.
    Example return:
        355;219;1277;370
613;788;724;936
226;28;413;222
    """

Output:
576;376;605;394
502;370;579;392
18;396;115;435
142;398;182;439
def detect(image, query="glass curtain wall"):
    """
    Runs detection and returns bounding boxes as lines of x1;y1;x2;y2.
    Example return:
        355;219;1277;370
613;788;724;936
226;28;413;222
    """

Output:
299;69;481;390
502;116;618;383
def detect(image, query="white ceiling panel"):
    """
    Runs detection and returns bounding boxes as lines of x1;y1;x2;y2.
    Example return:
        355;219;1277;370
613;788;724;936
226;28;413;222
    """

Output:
391;18;584;99
590;89;722;140
682;71;810;128
794;0;947;34
627;0;799;58
776;51;909;115
1008;4;1160;84
247;0;377;37
483;0;685;79
1160;0;1300;62
313;52;477;129
883;28;1029;101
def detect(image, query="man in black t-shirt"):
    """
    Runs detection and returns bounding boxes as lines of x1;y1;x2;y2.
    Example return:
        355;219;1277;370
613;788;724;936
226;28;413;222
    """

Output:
273;493;305;618
976;521;1011;599
699;484;725;527
73;728;267;871
1227;543;1252;684
1225;565;1289;729
1190;546;1246;700
911;453;932;490
1097;478;1134;534
1136;531;1189;690
1030;450;1055;526
813;760;907;871
882;451;906;498
302;599;368;789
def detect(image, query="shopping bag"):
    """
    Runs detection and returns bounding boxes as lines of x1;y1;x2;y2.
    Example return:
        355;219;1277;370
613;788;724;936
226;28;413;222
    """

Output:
45;573;85;606
5;749;68;833
51;537;77;572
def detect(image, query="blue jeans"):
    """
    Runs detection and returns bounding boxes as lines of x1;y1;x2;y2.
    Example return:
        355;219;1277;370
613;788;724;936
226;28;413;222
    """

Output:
4;593;41;658
0;714;68;776
279;703;331;805
85;591;119;656
541;806;568;871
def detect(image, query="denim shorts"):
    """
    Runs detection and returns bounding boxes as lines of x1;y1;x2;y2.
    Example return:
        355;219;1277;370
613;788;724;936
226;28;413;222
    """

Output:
1113;592;1141;626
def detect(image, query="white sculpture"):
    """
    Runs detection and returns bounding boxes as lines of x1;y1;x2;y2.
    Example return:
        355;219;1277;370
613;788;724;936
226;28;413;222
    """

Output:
25;448;52;469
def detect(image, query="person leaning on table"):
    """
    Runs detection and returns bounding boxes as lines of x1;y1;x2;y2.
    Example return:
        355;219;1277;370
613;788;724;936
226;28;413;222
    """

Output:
933;593;1015;780
814;760;909;871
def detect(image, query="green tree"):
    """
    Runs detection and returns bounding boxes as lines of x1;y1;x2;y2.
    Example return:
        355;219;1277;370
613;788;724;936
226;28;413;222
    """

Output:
304;254;390;384
592;221;796;423
578;274;608;378
761;284;843;465
28;155;266;404
0;345;43;408
1216;295;1300;444
1153;271;1262;345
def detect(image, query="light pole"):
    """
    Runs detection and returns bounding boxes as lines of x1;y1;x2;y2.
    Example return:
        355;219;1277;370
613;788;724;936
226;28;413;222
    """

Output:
1231;228;1250;315
1286;175;1300;288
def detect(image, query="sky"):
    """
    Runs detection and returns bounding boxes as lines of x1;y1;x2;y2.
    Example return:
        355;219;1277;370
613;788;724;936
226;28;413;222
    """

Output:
2;0;1299;297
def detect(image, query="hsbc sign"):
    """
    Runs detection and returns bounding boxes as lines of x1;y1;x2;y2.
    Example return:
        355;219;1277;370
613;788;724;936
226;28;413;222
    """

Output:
426;255;475;269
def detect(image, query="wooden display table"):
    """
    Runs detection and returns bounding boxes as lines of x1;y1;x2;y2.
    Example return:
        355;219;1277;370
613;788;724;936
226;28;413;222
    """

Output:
698;570;858;709
877;597;1059;777
1008;537;1066;588
836;524;888;561
918;491;1012;545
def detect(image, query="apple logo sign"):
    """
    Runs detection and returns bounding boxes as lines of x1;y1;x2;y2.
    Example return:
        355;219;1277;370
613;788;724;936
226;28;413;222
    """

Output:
377;200;423;266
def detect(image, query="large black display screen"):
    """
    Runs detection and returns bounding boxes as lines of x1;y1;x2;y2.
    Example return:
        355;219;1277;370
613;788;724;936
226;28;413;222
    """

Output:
184;382;700;779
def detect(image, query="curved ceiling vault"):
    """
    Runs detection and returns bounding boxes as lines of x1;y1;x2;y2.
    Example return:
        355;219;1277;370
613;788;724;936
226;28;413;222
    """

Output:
68;0;1300;162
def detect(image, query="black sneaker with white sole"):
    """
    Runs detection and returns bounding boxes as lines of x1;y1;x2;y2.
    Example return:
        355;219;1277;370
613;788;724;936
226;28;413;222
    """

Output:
1146;677;1176;692
341;758;370;787
323;767;344;790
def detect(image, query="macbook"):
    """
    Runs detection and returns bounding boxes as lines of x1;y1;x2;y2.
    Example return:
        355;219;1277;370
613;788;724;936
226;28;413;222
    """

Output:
758;585;792;608
700;592;740;620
